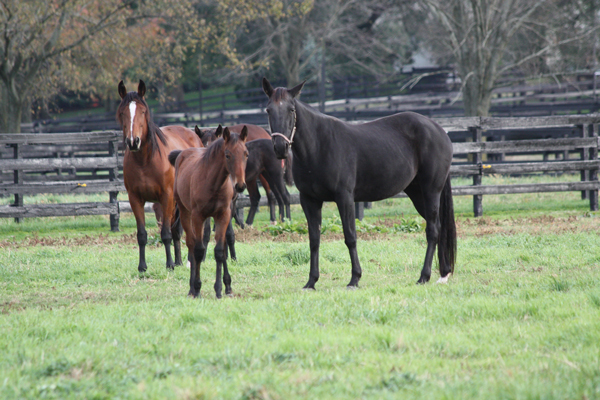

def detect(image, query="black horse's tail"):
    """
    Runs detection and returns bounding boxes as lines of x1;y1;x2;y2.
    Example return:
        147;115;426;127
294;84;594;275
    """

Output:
168;150;182;166
283;153;293;186
438;175;456;276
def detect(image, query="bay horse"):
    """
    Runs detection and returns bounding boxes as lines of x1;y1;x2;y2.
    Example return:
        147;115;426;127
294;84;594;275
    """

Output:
117;79;204;272
197;125;292;224
169;127;248;298
262;77;456;289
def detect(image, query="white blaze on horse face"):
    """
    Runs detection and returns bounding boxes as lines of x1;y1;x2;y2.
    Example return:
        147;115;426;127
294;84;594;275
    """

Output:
128;101;137;142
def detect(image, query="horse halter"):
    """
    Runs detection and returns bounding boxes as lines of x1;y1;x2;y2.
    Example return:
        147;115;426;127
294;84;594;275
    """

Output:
270;108;297;146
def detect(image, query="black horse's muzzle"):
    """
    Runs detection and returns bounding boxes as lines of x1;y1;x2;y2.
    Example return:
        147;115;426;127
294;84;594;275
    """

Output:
126;136;141;152
272;135;290;159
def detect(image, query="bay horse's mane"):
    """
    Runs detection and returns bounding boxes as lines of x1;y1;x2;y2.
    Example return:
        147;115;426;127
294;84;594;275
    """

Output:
200;134;243;167
117;91;168;156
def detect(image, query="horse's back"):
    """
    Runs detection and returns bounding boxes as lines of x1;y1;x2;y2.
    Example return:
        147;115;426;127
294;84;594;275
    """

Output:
161;125;203;151
228;124;270;141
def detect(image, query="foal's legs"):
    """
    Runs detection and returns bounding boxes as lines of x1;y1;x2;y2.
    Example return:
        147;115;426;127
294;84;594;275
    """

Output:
129;196;148;273
171;207;183;266
404;181;441;284
202;220;211;262
335;192;362;288
213;213;231;299
190;212;207;298
300;193;323;289
225;219;236;261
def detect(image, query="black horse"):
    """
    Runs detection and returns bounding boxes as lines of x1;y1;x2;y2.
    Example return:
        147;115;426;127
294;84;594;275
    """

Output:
244;139;291;225
262;77;456;288
196;126;291;226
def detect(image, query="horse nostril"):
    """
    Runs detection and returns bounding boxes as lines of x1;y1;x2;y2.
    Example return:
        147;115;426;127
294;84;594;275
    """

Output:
134;137;140;146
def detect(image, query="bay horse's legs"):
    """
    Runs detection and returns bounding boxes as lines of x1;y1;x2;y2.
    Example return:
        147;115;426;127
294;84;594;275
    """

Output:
179;207;199;295
160;195;176;270
225;219;236;261
171;207;183;266
404;181;441;284
213;213;231;299
335;192;362;288
300;193;323;289
129;196;148;273
245;178;260;226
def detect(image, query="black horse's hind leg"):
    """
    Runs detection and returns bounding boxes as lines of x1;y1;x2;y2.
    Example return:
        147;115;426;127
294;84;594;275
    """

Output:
171;208;183;266
202;220;211;262
300;193;323;289
404;181;441;284
267;190;277;223
335;192;362;288
245;179;260;226
190;238;206;298
225;219;236;261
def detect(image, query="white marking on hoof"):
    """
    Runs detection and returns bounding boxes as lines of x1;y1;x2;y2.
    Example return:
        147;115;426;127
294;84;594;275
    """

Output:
346;285;359;290
186;261;191;269
436;273;452;284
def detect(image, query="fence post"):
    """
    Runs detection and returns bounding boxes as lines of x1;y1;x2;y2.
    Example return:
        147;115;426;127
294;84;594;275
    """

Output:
470;126;483;217
591;123;599;211
355;201;364;221
580;124;589;200
108;138;120;232
11;143;23;223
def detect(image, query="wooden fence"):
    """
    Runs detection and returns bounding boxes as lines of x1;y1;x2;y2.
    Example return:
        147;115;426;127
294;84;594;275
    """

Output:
0;131;123;230
2;114;599;230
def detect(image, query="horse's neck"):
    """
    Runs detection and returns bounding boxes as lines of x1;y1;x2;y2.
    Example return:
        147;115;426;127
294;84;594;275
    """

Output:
205;152;230;191
292;101;334;162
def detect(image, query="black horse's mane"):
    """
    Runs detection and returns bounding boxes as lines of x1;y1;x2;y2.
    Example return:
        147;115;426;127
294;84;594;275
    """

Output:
200;134;242;167
117;92;168;156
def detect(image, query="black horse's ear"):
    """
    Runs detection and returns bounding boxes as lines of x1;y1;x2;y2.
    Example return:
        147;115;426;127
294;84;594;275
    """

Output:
288;80;306;98
262;77;274;97
215;124;223;138
240;125;248;142
223;127;231;142
118;81;127;99
138;80;146;98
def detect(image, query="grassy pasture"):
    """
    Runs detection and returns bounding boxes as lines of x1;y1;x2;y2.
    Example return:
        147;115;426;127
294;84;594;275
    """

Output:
1;174;600;399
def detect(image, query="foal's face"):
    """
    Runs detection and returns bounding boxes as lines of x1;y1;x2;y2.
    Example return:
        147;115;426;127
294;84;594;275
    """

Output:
223;126;249;193
117;80;148;152
262;77;305;159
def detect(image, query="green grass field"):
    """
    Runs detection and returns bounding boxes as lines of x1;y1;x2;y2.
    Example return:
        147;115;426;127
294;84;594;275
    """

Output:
1;175;600;399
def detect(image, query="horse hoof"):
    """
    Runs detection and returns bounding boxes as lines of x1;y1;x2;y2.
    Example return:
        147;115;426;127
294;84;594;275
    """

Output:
138;266;147;273
436;273;452;284
346;285;359;290
187;291;199;298
185;261;191;269
166;265;175;271
231;256;237;262
416;277;429;285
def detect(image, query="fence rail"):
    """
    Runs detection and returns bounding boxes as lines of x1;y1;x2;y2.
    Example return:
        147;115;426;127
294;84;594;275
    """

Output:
2;114;599;229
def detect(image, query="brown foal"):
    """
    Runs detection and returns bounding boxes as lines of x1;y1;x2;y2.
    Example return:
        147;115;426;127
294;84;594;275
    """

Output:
169;127;248;298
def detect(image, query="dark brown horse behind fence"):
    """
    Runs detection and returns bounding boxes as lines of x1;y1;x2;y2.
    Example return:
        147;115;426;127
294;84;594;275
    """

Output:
117;79;204;273
169;127;248;298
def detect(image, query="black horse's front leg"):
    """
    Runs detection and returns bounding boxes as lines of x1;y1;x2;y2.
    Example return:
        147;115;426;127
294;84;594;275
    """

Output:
336;193;362;288
300;193;323;290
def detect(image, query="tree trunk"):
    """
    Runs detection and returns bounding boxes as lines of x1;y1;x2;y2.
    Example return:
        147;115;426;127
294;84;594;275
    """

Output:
461;71;494;117
0;81;24;134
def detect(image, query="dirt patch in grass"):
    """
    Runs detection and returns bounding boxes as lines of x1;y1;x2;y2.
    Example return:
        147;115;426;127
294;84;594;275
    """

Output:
1;215;597;248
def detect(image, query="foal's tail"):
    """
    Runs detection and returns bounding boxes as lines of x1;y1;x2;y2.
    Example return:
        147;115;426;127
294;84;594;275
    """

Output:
168;150;182;166
283;153;294;186
438;175;456;276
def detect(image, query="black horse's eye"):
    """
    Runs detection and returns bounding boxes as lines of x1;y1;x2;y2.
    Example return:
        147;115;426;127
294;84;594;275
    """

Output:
290;109;295;113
